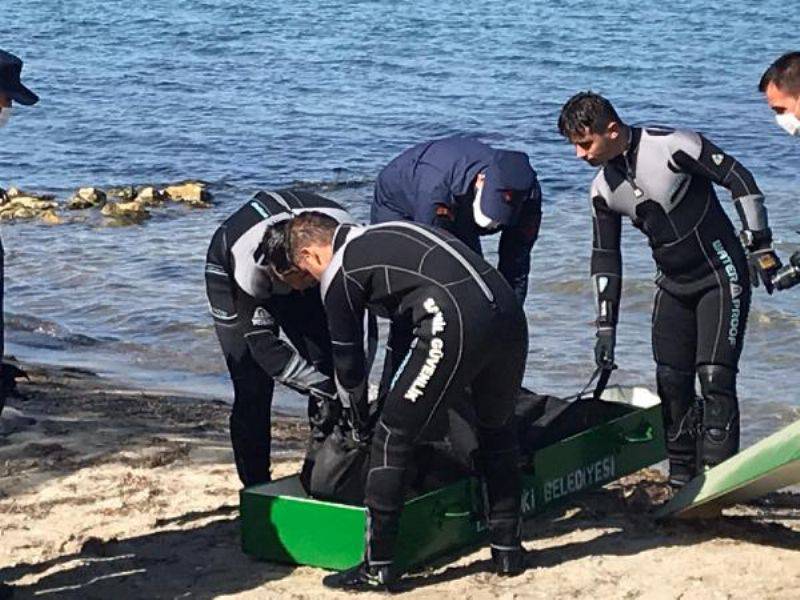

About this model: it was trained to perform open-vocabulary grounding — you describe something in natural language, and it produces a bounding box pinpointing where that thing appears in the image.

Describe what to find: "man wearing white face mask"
[759,52,800,136]
[371,136,542,304]
[0,50,38,415]
[0,48,37,600]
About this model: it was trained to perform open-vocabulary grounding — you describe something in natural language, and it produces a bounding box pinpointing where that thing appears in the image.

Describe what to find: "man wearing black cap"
[371,136,542,305]
[0,46,38,600]
[0,50,38,418]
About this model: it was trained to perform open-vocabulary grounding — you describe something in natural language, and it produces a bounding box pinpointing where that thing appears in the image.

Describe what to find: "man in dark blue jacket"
[0,50,38,415]
[371,136,542,304]
[0,49,38,600]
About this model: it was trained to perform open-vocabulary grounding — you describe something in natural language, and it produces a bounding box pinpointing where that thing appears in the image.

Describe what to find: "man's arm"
[497,185,543,304]
[323,269,370,434]
[668,130,782,290]
[241,300,335,399]
[408,169,460,232]
[590,187,623,369]
[377,312,414,401]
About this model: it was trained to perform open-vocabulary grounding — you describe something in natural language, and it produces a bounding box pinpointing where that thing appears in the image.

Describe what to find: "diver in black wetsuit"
[558,92,783,487]
[284,212,528,590]
[204,190,353,486]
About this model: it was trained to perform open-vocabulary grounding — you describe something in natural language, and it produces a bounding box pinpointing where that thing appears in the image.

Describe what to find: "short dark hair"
[557,91,621,139]
[759,52,800,94]
[258,220,293,275]
[286,211,339,264]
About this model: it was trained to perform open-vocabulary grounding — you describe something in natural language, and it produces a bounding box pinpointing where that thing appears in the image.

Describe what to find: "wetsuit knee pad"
[656,365,700,486]
[697,364,740,468]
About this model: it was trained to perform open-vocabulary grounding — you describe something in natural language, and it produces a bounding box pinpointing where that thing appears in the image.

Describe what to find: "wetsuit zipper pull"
[623,154,644,198]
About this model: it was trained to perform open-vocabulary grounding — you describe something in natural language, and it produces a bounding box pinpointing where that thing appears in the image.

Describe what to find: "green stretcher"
[656,418,800,520]
[240,386,666,571]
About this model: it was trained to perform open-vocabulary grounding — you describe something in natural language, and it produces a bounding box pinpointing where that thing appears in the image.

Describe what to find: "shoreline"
[1,361,798,599]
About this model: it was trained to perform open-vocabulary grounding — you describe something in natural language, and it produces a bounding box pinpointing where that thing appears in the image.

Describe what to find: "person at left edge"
[204,190,353,486]
[371,136,542,304]
[0,47,38,600]
[759,51,800,136]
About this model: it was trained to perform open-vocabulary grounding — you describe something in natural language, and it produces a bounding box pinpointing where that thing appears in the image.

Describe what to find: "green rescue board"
[241,386,666,571]
[656,418,800,520]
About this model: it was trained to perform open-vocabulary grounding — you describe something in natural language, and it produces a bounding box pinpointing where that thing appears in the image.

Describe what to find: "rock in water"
[101,200,150,224]
[67,187,107,209]
[4,188,55,202]
[106,185,137,202]
[162,181,213,207]
[40,210,63,225]
[134,186,167,207]
[10,196,59,211]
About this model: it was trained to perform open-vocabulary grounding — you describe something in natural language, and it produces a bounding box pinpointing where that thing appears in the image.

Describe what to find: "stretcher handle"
[617,423,654,444]
[442,510,473,519]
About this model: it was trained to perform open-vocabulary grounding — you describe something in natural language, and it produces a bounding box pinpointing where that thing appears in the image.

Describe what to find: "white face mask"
[0,106,12,128]
[472,177,500,230]
[775,111,800,136]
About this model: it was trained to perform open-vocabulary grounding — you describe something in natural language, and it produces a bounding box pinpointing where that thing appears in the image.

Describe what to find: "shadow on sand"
[393,487,800,593]
[0,506,295,600]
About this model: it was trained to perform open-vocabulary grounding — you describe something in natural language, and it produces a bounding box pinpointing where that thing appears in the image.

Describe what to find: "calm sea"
[1,0,798,445]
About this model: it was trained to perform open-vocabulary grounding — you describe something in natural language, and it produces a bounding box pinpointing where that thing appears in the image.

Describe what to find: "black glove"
[594,327,616,370]
[748,248,782,295]
[307,379,342,438]
[307,377,337,401]
[349,424,373,447]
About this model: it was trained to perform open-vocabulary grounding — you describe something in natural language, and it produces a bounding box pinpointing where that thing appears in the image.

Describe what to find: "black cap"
[0,50,39,106]
[480,150,537,225]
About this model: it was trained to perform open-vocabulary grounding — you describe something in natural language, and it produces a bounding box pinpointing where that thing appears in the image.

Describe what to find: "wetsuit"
[590,126,772,484]
[371,137,542,304]
[205,190,352,486]
[321,221,527,566]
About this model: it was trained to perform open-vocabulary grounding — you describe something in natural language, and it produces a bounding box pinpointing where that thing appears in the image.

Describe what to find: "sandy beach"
[0,362,798,600]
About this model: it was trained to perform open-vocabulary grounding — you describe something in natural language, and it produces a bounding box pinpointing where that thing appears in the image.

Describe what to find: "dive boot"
[491,545,526,576]
[322,561,397,592]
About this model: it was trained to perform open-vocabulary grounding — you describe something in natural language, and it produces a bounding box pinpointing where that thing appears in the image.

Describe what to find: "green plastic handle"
[443,510,472,519]
[619,424,654,444]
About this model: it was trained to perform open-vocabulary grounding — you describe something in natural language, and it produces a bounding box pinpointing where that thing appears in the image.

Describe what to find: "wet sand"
[1,363,798,599]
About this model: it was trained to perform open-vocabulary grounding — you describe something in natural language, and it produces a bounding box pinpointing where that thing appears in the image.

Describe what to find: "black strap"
[561,366,615,403]
[592,367,614,401]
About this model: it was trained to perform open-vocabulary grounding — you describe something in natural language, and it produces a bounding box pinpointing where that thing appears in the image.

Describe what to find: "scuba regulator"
[771,250,800,290]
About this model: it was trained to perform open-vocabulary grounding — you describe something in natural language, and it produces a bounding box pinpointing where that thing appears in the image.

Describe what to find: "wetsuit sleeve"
[497,184,543,304]
[590,181,622,328]
[412,173,457,231]
[668,130,770,236]
[324,269,371,431]
[241,301,330,393]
